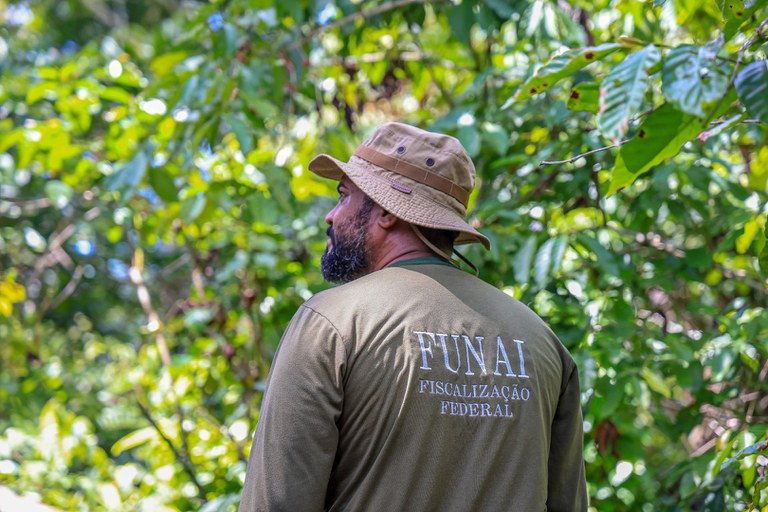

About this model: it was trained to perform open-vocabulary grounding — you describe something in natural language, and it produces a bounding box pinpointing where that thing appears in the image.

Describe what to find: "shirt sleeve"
[546,359,588,512]
[239,305,346,512]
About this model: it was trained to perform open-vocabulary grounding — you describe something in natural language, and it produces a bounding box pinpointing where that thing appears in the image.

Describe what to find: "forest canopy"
[1,0,767,510]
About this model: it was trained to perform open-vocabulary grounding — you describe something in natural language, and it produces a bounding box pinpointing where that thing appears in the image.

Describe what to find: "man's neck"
[373,248,437,271]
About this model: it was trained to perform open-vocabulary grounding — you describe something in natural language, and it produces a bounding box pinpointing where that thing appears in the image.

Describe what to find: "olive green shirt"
[240,260,587,511]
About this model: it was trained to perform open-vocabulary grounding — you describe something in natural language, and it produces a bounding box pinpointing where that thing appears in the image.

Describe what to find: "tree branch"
[129,250,172,367]
[540,140,628,166]
[136,399,208,502]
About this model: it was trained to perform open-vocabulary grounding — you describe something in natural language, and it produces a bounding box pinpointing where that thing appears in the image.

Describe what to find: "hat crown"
[360,122,476,202]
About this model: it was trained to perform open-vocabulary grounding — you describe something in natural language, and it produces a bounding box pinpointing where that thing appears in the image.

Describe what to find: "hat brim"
[308,154,490,249]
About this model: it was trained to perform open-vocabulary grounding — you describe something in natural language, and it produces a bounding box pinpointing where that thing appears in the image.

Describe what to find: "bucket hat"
[308,122,490,249]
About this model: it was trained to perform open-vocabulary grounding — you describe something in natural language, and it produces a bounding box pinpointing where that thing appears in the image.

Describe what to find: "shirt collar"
[387,256,456,269]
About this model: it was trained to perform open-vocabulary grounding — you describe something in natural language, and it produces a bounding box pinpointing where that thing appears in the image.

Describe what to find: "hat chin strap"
[410,225,479,276]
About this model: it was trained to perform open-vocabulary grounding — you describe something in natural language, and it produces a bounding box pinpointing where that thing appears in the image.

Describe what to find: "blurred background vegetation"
[1,0,767,510]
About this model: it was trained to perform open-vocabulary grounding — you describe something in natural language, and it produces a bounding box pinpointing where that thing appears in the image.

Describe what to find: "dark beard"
[320,197,374,284]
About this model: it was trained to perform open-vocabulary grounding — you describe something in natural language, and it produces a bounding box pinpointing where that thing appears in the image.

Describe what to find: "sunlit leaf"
[642,367,672,398]
[662,43,731,118]
[723,0,767,41]
[735,60,768,124]
[506,43,622,106]
[514,236,536,284]
[608,104,705,194]
[44,181,74,209]
[566,82,600,112]
[224,114,254,154]
[105,151,149,200]
[111,427,156,456]
[598,45,660,140]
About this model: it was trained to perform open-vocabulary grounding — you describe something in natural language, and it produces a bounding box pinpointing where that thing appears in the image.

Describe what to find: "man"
[240,123,587,511]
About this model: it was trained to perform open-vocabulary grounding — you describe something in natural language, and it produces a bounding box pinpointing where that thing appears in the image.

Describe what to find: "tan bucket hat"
[308,122,490,249]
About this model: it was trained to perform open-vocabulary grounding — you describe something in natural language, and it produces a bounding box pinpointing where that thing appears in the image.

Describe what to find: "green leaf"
[181,193,207,223]
[598,45,661,140]
[723,0,767,42]
[484,0,516,19]
[514,236,536,284]
[150,51,189,77]
[642,367,672,398]
[759,221,768,276]
[26,81,57,104]
[148,168,178,203]
[224,114,254,154]
[481,123,509,155]
[101,87,133,104]
[566,82,600,112]
[105,151,149,200]
[111,427,156,456]
[735,60,768,124]
[721,438,768,470]
[534,237,554,287]
[506,43,622,105]
[44,181,74,209]
[696,113,746,142]
[448,1,475,45]
[457,125,481,157]
[532,236,567,287]
[608,104,705,194]
[662,43,731,118]
[576,233,619,276]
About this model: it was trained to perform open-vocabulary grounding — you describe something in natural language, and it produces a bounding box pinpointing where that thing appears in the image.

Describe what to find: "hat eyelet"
[396,146,406,154]
[425,157,435,167]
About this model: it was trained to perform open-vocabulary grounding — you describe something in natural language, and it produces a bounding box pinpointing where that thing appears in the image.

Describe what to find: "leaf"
[105,151,149,200]
[505,43,622,106]
[608,104,705,194]
[457,125,481,157]
[567,82,600,112]
[662,43,731,119]
[101,87,133,104]
[484,0,516,18]
[532,236,568,287]
[576,233,619,276]
[111,427,156,456]
[759,221,768,276]
[26,81,57,104]
[481,123,509,155]
[44,181,74,209]
[723,0,767,42]
[697,113,746,142]
[448,1,475,45]
[721,438,768,470]
[224,114,254,154]
[534,238,554,287]
[735,60,768,124]
[598,45,661,140]
[181,193,207,223]
[148,168,178,202]
[150,51,189,76]
[736,218,761,253]
[514,236,536,284]
[642,367,672,398]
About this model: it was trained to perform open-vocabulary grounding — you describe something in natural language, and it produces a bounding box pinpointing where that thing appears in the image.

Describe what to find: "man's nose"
[324,204,338,225]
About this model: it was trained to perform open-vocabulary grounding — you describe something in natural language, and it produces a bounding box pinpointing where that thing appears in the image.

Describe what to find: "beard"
[320,197,374,284]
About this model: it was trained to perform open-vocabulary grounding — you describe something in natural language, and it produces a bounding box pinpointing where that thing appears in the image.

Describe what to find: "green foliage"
[1,0,767,510]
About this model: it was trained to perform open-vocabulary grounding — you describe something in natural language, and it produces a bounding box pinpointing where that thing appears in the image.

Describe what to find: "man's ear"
[374,206,398,230]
